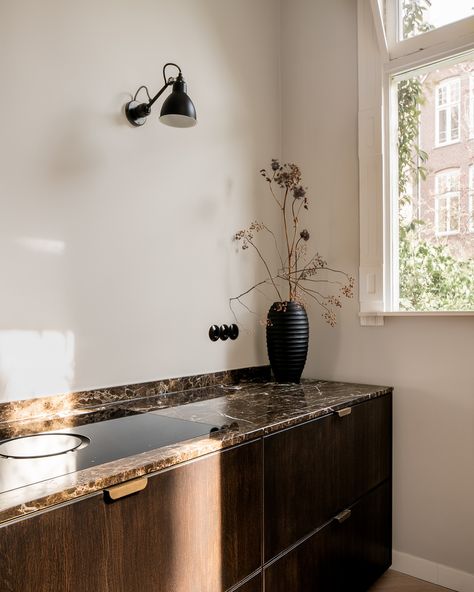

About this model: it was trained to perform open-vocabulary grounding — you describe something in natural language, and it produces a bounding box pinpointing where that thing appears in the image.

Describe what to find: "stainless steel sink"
[0,433,90,459]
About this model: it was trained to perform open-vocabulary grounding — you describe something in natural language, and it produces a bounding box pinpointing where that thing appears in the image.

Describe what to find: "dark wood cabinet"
[233,573,262,592]
[334,480,392,591]
[264,480,391,592]
[264,519,335,591]
[0,391,392,592]
[264,394,392,559]
[0,440,262,592]
[264,409,337,560]
[335,394,392,510]
[0,491,109,592]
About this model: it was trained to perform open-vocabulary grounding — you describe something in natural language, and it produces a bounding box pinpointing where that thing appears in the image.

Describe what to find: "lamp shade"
[159,75,197,128]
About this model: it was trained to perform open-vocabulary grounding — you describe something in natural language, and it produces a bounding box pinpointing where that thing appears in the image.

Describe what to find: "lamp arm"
[128,80,172,121]
[143,62,182,108]
[162,62,182,83]
[147,80,172,109]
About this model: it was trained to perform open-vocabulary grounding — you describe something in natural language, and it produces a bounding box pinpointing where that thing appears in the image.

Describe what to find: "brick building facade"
[414,59,474,260]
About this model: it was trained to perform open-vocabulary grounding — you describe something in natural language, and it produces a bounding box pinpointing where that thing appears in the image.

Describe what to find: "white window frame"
[385,1,474,62]
[358,0,474,325]
[435,77,461,147]
[434,169,461,236]
[469,165,474,233]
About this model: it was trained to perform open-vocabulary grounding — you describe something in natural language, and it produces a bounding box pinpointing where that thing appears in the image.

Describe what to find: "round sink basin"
[0,433,90,459]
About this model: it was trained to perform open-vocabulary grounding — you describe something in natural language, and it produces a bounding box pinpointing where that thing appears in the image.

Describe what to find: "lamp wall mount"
[125,62,197,129]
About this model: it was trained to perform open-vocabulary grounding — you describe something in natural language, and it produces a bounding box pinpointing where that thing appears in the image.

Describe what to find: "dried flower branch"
[232,160,354,324]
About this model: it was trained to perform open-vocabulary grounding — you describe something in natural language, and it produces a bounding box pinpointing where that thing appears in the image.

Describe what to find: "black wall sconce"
[125,62,197,128]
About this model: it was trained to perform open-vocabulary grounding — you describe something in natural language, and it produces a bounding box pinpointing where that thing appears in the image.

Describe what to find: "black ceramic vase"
[266,301,309,384]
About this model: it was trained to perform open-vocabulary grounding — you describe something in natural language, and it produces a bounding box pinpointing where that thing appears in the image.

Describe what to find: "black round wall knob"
[228,324,239,340]
[209,325,220,342]
[219,325,229,340]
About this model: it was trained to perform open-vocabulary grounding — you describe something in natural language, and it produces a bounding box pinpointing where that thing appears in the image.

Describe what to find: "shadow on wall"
[0,0,280,404]
[184,0,282,343]
[43,110,105,185]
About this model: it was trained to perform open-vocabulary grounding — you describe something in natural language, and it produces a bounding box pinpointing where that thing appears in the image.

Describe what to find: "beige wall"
[0,0,281,401]
[281,0,474,577]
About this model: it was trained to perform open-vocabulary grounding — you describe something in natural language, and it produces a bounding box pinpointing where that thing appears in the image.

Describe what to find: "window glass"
[400,0,474,41]
[470,75,474,138]
[438,109,447,144]
[437,85,446,106]
[393,53,474,311]
[451,107,459,140]
[435,78,460,146]
[435,171,460,235]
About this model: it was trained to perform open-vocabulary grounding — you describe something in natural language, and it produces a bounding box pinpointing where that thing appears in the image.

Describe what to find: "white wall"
[281,0,474,579]
[2,0,473,582]
[0,0,281,401]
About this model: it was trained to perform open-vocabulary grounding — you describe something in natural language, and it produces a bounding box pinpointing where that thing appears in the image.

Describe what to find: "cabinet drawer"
[0,440,262,592]
[264,394,391,559]
[264,480,392,592]
[333,479,392,591]
[264,514,335,591]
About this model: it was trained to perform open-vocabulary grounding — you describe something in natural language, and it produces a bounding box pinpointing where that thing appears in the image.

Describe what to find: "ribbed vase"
[266,301,309,384]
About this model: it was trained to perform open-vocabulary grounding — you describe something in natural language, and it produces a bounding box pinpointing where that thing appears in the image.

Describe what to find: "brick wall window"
[435,78,460,147]
[434,169,461,236]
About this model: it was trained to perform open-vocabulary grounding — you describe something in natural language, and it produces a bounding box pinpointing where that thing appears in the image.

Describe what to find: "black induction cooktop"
[0,413,219,494]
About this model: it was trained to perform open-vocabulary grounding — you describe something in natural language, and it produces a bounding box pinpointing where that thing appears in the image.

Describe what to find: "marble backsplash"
[0,366,271,429]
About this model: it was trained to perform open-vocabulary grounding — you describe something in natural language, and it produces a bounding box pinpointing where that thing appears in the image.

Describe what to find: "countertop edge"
[0,383,393,526]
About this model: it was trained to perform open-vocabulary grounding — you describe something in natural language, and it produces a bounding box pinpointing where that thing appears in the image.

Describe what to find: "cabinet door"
[334,480,392,591]
[0,440,262,592]
[335,394,392,511]
[234,573,262,592]
[264,394,391,559]
[264,480,391,592]
[264,409,338,560]
[264,521,336,591]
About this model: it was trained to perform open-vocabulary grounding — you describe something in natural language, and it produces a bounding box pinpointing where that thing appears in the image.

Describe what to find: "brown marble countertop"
[0,379,392,526]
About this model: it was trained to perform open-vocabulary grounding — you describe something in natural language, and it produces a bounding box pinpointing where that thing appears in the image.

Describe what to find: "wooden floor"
[369,570,454,591]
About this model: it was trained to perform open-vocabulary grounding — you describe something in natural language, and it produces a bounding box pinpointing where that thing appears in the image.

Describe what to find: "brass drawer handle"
[336,407,352,418]
[335,509,352,523]
[104,477,148,501]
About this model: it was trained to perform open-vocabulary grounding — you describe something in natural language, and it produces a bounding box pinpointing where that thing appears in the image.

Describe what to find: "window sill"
[434,139,461,149]
[435,231,460,237]
[359,310,474,326]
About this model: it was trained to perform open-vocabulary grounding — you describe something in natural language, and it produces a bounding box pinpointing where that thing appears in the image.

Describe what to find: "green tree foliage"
[399,239,474,311]
[398,0,474,311]
[401,0,433,38]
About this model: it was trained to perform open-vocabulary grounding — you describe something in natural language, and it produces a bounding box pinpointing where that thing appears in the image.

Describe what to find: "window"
[390,54,473,312]
[435,78,460,146]
[434,170,460,236]
[470,74,474,139]
[358,0,474,321]
[395,0,474,41]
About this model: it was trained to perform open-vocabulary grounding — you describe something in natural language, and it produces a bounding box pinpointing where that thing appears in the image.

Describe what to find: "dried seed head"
[293,185,306,199]
[300,229,310,241]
